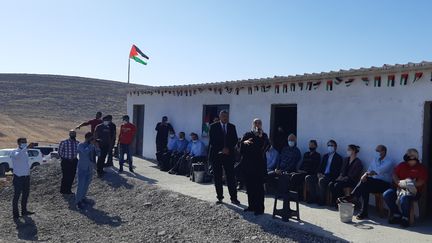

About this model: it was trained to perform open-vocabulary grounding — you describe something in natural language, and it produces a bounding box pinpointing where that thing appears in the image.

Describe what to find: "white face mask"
[327,146,335,153]
[170,134,175,138]
[376,152,382,159]
[19,143,27,149]
[103,121,109,126]
[192,140,197,143]
[347,150,353,156]
[288,141,295,147]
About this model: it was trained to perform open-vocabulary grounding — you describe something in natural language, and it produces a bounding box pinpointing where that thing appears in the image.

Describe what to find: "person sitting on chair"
[383,148,428,228]
[169,133,206,175]
[305,139,343,205]
[340,145,393,219]
[329,144,363,207]
[266,144,279,173]
[159,131,178,171]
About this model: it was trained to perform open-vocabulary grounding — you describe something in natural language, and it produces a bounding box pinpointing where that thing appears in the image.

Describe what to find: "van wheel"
[30,162,40,169]
[0,163,7,176]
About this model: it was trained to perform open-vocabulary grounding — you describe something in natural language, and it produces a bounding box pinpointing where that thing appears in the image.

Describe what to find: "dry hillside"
[0,74,147,147]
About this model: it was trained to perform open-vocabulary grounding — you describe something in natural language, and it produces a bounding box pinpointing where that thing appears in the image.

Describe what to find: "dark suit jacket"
[318,152,343,180]
[208,122,238,162]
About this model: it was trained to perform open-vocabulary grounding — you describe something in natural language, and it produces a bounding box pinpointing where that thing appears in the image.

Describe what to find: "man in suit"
[208,110,240,205]
[305,139,343,205]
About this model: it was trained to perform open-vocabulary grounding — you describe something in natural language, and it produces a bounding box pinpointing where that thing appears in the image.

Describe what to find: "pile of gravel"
[0,163,342,242]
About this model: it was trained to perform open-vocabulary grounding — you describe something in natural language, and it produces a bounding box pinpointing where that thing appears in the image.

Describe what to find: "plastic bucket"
[338,202,354,223]
[194,171,206,183]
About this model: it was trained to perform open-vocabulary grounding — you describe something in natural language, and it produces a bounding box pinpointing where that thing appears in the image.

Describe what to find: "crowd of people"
[8,110,429,229]
[155,110,429,227]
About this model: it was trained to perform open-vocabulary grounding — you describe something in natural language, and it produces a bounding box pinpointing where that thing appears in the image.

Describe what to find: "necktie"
[223,124,227,134]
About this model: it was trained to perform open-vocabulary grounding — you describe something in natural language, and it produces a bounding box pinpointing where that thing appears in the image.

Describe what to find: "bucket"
[194,171,206,183]
[338,202,354,223]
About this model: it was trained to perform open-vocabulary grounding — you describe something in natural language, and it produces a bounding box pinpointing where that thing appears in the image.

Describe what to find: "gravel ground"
[0,163,343,243]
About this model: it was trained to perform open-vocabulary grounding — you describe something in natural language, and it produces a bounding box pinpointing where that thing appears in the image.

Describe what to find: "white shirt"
[10,146,30,176]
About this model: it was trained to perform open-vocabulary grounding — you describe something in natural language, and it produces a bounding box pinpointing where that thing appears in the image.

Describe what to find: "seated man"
[305,139,343,205]
[169,133,206,176]
[289,140,321,200]
[384,149,428,227]
[267,134,301,193]
[266,144,279,173]
[168,132,189,170]
[340,145,393,219]
[159,131,178,171]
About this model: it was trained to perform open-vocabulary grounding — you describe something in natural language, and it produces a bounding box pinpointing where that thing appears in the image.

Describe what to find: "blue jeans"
[119,144,133,168]
[383,188,419,218]
[75,168,92,204]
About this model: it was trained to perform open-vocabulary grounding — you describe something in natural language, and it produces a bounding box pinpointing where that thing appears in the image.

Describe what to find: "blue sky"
[1,0,431,86]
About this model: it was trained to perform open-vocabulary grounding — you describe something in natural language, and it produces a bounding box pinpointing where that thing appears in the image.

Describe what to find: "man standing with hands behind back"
[208,110,240,205]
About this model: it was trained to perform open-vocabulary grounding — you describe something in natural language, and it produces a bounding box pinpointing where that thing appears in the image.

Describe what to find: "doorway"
[201,104,229,137]
[270,104,297,149]
[422,101,432,218]
[133,105,145,157]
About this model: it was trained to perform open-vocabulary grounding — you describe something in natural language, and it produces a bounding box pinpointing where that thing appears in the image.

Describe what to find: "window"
[202,104,229,137]
[27,150,39,157]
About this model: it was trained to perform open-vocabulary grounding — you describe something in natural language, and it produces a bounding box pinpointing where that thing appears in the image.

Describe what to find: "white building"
[127,61,432,217]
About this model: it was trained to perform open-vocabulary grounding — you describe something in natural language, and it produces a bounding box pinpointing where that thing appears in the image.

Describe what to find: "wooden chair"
[373,193,387,218]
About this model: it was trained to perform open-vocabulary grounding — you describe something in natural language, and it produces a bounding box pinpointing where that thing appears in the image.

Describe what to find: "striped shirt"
[59,139,79,159]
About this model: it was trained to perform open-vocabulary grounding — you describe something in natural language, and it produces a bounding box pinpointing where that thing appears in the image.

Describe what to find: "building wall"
[127,70,432,170]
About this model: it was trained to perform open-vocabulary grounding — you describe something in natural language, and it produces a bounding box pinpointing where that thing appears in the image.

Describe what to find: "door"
[133,105,145,157]
[270,104,297,149]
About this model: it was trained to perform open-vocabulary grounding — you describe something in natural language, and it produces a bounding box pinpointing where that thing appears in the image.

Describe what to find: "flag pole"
[127,57,131,84]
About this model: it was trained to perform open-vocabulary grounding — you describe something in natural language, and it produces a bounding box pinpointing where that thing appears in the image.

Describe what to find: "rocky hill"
[0,74,147,147]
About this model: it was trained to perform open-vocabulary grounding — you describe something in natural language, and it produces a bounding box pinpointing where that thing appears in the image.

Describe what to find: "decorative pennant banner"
[254,86,259,91]
[413,72,423,82]
[274,84,280,94]
[218,88,222,95]
[298,82,304,91]
[290,83,296,92]
[261,85,271,92]
[225,87,233,94]
[313,81,321,90]
[345,78,355,87]
[334,77,343,85]
[306,82,312,90]
[374,76,381,87]
[282,84,288,93]
[387,75,395,87]
[248,86,253,94]
[361,77,369,86]
[400,73,409,85]
[326,80,333,91]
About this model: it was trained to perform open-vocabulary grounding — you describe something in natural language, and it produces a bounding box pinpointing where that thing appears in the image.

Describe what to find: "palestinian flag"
[413,72,423,82]
[361,77,369,86]
[313,81,321,90]
[345,78,355,87]
[290,83,296,92]
[374,76,381,87]
[129,45,149,65]
[387,75,395,87]
[400,73,409,85]
[334,77,343,85]
[326,80,333,91]
[306,82,312,90]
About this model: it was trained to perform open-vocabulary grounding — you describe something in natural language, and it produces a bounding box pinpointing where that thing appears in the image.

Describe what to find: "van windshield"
[0,151,12,157]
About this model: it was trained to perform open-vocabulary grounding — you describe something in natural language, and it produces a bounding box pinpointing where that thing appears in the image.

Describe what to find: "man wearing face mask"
[58,130,80,194]
[267,134,301,194]
[305,139,343,205]
[340,145,393,219]
[94,116,114,177]
[167,132,189,172]
[383,149,428,227]
[169,133,206,175]
[159,131,178,171]
[118,115,137,173]
[10,138,36,219]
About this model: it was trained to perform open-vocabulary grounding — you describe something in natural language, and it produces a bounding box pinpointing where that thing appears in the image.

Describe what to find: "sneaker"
[243,207,253,212]
[76,202,85,210]
[119,167,124,173]
[355,212,368,220]
[216,198,224,204]
[388,215,402,224]
[254,211,264,216]
[129,167,134,173]
[400,217,410,228]
[21,211,35,216]
[231,199,241,205]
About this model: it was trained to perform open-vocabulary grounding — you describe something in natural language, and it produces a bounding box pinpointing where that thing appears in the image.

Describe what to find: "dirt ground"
[0,163,338,243]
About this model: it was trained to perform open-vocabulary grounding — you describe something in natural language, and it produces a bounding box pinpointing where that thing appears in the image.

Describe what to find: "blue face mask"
[288,141,295,147]
[19,143,27,149]
[327,146,335,153]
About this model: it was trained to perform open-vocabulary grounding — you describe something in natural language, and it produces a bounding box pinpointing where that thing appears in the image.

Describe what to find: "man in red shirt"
[76,112,103,134]
[383,148,428,227]
[118,115,137,172]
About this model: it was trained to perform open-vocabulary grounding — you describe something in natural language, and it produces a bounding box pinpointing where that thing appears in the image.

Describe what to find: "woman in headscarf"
[240,118,270,215]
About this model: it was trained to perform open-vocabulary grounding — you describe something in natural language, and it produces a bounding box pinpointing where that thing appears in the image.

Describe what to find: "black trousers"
[329,179,356,204]
[106,144,114,165]
[60,158,78,193]
[97,144,110,175]
[213,155,238,201]
[304,174,334,204]
[351,177,391,215]
[156,142,167,161]
[245,173,265,213]
[13,175,30,217]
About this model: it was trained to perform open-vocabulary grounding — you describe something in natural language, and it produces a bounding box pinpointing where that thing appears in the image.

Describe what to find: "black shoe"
[13,214,20,219]
[119,168,124,173]
[243,207,253,212]
[216,198,223,204]
[129,167,134,173]
[168,170,176,175]
[22,211,35,216]
[388,215,402,224]
[356,212,368,220]
[400,217,410,228]
[254,211,264,216]
[231,199,241,205]
[77,202,85,210]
